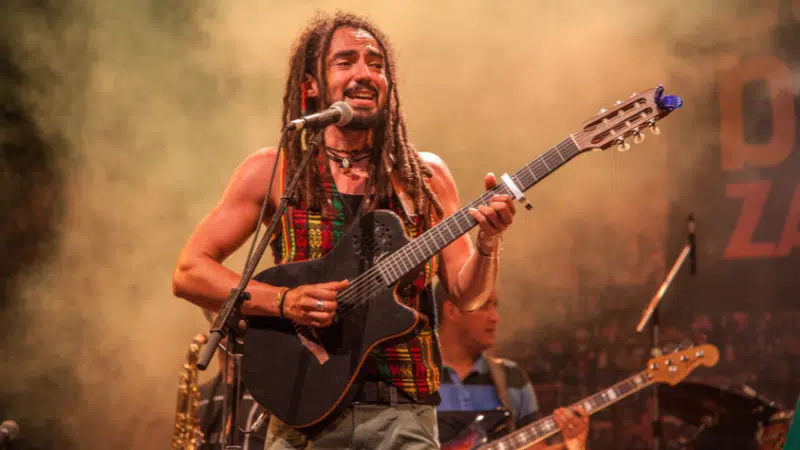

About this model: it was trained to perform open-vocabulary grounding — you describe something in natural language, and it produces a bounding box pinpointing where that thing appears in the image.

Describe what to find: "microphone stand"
[195,126,321,450]
[635,214,695,450]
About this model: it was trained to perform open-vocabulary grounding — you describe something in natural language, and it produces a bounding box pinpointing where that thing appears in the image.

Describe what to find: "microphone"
[0,420,19,448]
[688,214,696,275]
[285,101,353,131]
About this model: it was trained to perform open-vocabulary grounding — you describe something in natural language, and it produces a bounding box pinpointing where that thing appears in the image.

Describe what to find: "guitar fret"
[554,144,565,162]
[437,223,453,248]
[376,263,393,285]
[405,242,418,265]
[420,234,433,256]
[447,218,464,235]
[399,250,412,273]
[445,224,458,243]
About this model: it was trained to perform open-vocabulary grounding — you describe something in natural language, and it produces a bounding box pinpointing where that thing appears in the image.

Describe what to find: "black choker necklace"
[322,146,371,169]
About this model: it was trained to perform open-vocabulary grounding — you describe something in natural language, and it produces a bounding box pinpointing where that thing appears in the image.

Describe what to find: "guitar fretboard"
[480,371,654,450]
[338,136,582,303]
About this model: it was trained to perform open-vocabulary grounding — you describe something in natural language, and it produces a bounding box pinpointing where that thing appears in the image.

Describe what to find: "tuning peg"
[647,119,661,135]
[615,100,623,105]
[616,138,630,152]
[599,108,607,114]
[650,347,663,357]
[633,129,645,144]
[630,92,638,98]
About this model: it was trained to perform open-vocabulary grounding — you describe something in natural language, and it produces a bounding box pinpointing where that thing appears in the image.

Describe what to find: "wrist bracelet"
[276,287,290,319]
[477,245,495,257]
[477,230,501,257]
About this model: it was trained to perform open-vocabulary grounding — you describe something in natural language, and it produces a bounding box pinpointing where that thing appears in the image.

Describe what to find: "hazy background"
[1,0,796,449]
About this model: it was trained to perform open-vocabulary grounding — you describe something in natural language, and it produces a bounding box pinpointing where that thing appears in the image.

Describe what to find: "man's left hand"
[468,172,516,253]
[554,407,589,450]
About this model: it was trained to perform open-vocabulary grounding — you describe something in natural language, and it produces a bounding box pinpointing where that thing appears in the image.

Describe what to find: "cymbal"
[658,382,779,430]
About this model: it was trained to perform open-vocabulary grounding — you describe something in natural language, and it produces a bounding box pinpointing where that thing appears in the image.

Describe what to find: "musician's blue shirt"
[437,354,539,425]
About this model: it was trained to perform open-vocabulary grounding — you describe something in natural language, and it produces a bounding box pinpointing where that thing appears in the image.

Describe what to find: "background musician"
[436,282,590,450]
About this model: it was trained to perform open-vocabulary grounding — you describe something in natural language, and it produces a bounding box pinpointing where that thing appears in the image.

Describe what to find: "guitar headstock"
[573,85,683,153]
[646,343,719,386]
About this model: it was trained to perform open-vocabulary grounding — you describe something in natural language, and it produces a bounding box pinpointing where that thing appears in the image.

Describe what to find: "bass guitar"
[241,86,684,428]
[441,343,719,450]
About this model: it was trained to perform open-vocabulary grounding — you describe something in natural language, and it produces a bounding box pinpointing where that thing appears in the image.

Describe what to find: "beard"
[338,83,385,130]
[343,107,385,130]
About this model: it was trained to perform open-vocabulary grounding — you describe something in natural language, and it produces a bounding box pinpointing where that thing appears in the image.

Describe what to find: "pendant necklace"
[323,145,372,169]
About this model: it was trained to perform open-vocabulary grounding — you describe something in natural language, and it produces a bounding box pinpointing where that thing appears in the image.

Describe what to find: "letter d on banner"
[719,55,795,172]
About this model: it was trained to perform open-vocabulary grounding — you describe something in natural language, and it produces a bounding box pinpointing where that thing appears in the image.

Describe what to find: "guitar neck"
[480,371,655,450]
[376,136,582,285]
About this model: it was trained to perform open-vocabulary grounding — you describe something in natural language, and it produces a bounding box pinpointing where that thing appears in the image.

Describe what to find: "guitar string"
[327,139,575,313]
[483,371,655,449]
[292,139,578,334]
[330,139,576,312]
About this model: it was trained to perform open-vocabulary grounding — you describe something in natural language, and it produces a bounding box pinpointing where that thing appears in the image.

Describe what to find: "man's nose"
[489,307,500,323]
[353,60,371,80]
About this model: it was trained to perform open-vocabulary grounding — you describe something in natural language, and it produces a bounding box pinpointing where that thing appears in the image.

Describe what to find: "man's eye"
[336,61,351,67]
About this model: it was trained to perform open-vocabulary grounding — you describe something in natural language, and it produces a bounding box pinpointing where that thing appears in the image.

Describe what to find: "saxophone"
[171,333,208,450]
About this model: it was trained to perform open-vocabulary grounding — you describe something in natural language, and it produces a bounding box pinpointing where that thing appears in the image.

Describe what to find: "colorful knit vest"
[270,154,441,401]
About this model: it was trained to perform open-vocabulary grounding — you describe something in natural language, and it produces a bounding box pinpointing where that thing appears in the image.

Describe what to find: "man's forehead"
[329,27,383,55]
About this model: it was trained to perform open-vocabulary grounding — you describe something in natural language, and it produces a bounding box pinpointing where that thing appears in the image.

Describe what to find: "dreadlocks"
[280,11,443,225]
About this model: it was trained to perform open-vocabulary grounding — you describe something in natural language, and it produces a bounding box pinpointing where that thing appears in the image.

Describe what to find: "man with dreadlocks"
[173,11,517,450]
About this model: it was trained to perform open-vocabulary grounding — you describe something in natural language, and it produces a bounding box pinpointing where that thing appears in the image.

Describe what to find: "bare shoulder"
[418,151,451,177]
[418,151,458,197]
[222,147,281,204]
[238,147,279,177]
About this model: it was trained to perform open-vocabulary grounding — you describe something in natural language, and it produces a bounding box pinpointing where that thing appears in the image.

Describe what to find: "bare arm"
[420,152,516,311]
[171,148,346,326]
[172,148,283,316]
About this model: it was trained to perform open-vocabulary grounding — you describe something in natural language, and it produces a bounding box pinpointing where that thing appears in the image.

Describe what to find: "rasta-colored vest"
[269,153,442,401]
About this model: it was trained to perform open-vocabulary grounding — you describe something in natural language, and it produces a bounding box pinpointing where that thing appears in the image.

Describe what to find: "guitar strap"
[486,356,517,432]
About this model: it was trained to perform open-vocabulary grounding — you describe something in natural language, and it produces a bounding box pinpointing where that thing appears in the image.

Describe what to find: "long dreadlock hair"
[280,11,443,225]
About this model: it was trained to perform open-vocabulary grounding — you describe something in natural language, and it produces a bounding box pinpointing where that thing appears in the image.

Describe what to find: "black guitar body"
[241,210,422,428]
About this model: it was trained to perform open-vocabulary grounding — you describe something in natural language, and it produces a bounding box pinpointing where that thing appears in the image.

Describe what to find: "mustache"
[343,84,378,98]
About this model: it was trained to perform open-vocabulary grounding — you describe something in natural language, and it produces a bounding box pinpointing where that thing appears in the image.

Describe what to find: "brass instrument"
[171,333,208,450]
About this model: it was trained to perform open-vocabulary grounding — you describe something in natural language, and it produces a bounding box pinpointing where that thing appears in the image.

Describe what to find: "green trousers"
[263,403,440,450]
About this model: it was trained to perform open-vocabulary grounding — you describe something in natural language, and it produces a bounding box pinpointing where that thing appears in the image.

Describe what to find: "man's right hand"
[281,280,349,327]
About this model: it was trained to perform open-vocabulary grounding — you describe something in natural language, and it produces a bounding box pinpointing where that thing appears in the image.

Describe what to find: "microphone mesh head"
[331,101,354,126]
[1,420,19,439]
